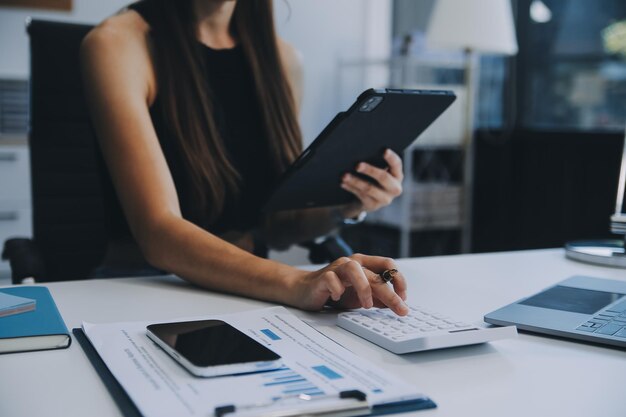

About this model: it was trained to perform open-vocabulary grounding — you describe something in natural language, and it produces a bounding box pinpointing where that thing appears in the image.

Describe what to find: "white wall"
[0,1,129,79]
[275,0,392,142]
[0,0,391,142]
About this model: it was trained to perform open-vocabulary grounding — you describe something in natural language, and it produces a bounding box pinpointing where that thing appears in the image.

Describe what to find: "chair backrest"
[28,19,130,281]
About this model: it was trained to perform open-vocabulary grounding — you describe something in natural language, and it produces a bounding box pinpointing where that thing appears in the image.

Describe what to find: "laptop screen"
[520,285,624,314]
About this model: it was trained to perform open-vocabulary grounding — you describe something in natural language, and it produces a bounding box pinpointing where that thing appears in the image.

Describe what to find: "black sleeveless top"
[128,1,277,236]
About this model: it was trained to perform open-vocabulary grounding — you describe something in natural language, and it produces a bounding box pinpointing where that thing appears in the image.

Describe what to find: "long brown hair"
[146,0,302,222]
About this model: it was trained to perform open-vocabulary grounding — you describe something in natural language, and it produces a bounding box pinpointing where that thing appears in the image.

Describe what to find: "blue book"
[0,286,71,354]
[0,291,36,318]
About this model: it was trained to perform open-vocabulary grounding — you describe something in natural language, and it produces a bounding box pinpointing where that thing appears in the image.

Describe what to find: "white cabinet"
[366,146,465,257]
[0,138,32,272]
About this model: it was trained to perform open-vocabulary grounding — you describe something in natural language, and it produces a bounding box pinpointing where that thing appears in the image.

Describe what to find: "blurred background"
[1,0,625,273]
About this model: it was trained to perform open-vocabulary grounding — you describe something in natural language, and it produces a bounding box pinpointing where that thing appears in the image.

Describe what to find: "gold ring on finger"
[378,269,397,284]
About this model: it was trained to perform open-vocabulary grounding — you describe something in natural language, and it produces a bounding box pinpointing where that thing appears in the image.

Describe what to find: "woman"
[81,0,409,315]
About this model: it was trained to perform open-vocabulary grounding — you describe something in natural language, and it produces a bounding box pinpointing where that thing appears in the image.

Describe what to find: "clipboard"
[74,327,436,417]
[74,329,143,417]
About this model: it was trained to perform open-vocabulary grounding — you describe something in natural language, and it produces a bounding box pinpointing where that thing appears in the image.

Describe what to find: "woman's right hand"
[293,254,409,316]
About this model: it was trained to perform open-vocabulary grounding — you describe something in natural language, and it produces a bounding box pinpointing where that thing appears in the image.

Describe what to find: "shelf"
[335,59,471,257]
[341,224,462,258]
[367,183,462,232]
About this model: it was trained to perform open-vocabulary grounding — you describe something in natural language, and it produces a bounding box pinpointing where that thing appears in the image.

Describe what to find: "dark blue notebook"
[0,286,71,354]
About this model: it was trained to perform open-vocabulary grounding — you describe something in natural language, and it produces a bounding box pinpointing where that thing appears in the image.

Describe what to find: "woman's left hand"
[340,148,404,212]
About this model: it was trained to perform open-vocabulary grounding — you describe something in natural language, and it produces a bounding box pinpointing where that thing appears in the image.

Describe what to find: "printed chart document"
[81,306,434,417]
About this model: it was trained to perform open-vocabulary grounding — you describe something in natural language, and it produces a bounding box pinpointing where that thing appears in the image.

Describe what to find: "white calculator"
[337,306,517,354]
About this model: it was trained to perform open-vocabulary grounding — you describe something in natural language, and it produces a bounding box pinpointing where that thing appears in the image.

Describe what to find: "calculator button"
[595,324,623,336]
[614,328,626,338]
[576,325,597,332]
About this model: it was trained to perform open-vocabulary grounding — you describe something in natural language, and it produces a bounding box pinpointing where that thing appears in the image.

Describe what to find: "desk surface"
[1,248,625,417]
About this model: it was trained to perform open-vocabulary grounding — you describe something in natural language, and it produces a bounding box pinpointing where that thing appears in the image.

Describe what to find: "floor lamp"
[426,0,518,252]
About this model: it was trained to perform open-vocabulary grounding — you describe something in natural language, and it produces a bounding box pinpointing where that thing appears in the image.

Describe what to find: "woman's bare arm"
[80,14,408,315]
[81,15,303,303]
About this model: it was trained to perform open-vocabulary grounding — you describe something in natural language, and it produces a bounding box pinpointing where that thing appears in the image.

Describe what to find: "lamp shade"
[426,0,518,55]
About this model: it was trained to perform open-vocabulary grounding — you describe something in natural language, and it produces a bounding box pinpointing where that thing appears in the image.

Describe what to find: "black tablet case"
[264,88,456,212]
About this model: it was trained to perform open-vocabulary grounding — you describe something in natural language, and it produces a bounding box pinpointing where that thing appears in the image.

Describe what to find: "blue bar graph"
[312,365,343,380]
[260,368,324,396]
[260,329,281,340]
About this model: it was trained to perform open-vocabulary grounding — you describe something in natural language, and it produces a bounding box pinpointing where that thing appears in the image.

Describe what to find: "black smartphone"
[146,319,282,377]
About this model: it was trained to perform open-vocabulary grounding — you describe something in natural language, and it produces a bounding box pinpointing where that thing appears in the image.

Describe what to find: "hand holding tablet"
[264,88,456,212]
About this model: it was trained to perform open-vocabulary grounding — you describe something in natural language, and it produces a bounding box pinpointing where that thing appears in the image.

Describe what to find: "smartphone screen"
[147,320,280,367]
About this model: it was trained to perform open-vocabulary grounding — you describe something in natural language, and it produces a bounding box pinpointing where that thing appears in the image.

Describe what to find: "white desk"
[1,248,625,417]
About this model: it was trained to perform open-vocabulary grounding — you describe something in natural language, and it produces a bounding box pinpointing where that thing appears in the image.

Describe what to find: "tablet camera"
[359,96,383,112]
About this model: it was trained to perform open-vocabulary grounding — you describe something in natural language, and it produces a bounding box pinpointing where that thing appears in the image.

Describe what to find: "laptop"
[484,275,626,348]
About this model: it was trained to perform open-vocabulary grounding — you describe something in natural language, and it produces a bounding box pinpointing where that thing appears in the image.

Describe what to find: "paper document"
[0,291,36,318]
[82,307,430,417]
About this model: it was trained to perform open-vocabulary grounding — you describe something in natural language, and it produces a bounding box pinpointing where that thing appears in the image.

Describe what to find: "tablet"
[263,88,456,212]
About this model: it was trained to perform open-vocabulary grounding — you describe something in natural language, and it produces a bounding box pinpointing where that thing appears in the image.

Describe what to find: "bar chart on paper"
[261,367,325,398]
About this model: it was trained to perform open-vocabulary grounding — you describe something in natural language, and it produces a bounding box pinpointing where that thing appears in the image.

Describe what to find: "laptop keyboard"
[576,299,626,337]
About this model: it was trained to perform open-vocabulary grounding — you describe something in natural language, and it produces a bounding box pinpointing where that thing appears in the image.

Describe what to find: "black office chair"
[1,20,117,284]
[2,19,351,284]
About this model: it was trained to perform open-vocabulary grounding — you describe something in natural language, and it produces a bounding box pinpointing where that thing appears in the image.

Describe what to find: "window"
[0,79,28,136]
[516,0,626,131]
